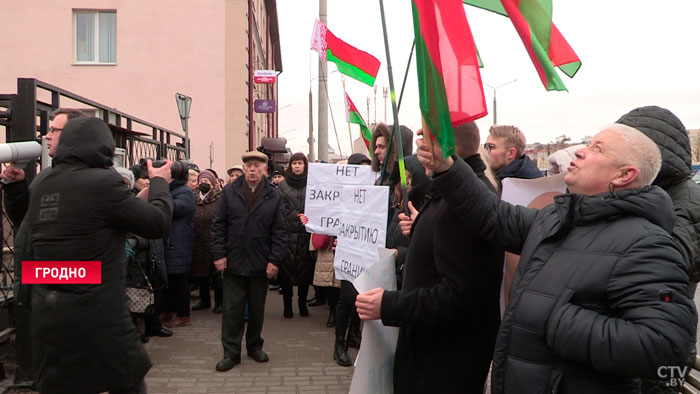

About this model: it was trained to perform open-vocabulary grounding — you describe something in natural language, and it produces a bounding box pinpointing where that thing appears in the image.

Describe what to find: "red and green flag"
[412,0,487,158]
[344,91,372,154]
[311,20,381,87]
[464,0,581,91]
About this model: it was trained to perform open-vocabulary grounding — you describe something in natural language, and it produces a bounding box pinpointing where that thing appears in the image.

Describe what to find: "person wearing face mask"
[190,170,224,314]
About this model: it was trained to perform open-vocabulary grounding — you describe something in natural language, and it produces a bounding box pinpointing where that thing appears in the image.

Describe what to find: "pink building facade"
[0,0,282,176]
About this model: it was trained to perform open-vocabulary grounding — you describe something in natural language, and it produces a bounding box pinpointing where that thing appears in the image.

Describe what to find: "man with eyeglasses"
[483,125,542,192]
[1,108,88,227]
[211,150,287,372]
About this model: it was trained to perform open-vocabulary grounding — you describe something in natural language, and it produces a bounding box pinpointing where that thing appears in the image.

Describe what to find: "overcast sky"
[276,1,700,156]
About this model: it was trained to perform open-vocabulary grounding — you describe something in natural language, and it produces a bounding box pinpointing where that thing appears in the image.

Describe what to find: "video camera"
[137,158,193,181]
[0,141,42,164]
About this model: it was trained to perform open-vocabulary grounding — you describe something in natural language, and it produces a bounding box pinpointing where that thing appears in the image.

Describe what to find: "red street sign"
[254,70,277,84]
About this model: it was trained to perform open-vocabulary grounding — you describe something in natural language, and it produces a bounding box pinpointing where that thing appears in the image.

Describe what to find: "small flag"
[464,0,581,91]
[344,91,372,154]
[311,19,381,87]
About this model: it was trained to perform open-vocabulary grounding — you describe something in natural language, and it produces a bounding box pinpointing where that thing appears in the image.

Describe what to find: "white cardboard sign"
[304,163,377,236]
[333,185,388,281]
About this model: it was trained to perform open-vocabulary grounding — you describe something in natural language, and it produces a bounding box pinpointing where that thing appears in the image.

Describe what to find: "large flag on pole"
[344,91,372,153]
[412,0,487,158]
[311,19,381,87]
[464,0,581,91]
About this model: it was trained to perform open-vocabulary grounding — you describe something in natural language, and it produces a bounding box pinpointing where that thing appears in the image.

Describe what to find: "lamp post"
[308,70,338,163]
[484,79,518,125]
[175,93,192,159]
[383,87,388,123]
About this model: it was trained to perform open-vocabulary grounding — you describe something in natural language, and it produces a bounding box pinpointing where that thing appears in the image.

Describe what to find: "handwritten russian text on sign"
[334,185,388,281]
[304,163,377,236]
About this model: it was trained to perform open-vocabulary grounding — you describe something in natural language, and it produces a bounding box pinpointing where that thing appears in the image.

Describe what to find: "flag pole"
[397,39,415,112]
[342,77,354,155]
[377,0,407,192]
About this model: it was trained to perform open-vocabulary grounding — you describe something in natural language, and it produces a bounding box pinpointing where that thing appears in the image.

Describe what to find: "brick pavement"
[5,289,357,394]
[146,289,356,394]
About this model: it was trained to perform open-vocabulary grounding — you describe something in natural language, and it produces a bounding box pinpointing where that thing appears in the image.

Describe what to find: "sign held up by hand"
[304,163,377,236]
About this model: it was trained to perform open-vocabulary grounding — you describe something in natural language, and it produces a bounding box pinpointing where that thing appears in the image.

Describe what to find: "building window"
[74,11,116,64]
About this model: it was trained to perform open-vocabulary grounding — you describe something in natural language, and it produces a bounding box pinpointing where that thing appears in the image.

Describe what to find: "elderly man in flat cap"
[211,150,287,372]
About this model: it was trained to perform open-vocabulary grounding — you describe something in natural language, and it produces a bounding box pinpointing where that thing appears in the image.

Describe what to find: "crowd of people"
[3,104,700,394]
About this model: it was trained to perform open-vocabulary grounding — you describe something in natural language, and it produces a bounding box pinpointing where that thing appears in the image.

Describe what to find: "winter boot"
[333,337,352,367]
[326,306,336,327]
[283,297,293,318]
[298,298,309,317]
[346,313,362,349]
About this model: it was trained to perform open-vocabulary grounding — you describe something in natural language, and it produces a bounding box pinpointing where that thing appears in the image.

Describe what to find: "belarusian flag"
[311,19,381,87]
[344,91,372,153]
[464,0,581,91]
[412,0,487,158]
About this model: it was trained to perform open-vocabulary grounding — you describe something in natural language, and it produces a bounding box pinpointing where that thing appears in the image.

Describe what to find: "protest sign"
[304,163,377,236]
[349,248,399,394]
[334,184,388,281]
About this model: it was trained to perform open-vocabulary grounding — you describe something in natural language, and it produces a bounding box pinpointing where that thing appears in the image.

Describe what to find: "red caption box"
[22,261,102,284]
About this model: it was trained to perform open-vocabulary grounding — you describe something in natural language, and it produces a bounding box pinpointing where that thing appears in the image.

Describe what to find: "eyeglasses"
[47,127,63,134]
[483,143,497,152]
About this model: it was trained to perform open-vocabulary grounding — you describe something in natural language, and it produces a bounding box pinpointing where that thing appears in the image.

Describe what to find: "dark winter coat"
[211,177,287,276]
[25,117,173,394]
[190,187,222,278]
[278,180,314,285]
[617,106,700,284]
[385,155,428,289]
[381,154,503,394]
[162,181,195,275]
[433,157,697,394]
[497,154,542,181]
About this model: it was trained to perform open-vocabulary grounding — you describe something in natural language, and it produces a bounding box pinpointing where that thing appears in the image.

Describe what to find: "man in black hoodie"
[356,122,504,393]
[369,123,414,184]
[24,117,173,394]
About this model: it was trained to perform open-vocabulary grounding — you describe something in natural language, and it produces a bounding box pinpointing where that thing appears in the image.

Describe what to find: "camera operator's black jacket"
[211,176,287,276]
[23,117,173,394]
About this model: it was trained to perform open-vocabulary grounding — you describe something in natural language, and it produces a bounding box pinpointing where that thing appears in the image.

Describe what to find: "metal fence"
[0,78,188,383]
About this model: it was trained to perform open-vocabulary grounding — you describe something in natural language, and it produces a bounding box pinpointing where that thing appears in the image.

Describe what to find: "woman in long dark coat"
[190,169,223,313]
[277,152,314,318]
[25,117,172,394]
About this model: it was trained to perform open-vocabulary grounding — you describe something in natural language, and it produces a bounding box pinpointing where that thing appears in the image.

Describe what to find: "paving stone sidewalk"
[5,289,357,394]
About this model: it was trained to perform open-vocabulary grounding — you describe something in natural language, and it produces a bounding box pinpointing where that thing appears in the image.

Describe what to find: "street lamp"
[484,79,518,125]
[175,93,192,159]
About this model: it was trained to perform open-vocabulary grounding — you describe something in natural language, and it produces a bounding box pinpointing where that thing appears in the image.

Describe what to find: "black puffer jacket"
[433,157,696,394]
[278,180,314,285]
[617,105,700,284]
[211,177,287,276]
[497,154,542,181]
[26,117,173,394]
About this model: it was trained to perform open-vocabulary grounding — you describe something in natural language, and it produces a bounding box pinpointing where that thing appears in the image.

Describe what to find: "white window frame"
[73,10,117,65]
